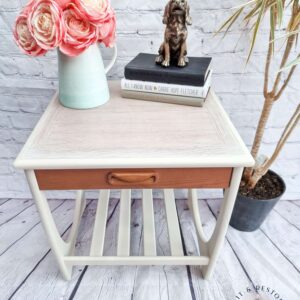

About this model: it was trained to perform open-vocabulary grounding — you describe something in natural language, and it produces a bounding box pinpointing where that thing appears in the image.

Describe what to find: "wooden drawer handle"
[107,172,158,185]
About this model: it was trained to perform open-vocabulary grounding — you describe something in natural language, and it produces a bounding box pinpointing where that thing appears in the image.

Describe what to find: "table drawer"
[35,168,233,190]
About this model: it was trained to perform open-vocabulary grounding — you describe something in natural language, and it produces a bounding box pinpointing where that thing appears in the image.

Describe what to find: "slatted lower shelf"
[67,189,209,267]
[64,256,210,266]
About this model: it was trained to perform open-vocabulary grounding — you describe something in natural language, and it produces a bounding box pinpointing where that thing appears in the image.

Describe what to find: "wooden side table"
[14,81,254,280]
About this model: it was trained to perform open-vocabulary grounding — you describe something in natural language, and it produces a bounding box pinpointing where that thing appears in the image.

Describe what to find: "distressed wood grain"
[0,199,77,299]
[177,199,254,300]
[0,199,62,256]
[0,199,10,206]
[260,209,300,272]
[11,199,119,300]
[0,199,33,226]
[1,198,299,300]
[274,200,300,230]
[70,196,138,299]
[208,199,300,300]
[14,82,254,170]
[131,198,193,300]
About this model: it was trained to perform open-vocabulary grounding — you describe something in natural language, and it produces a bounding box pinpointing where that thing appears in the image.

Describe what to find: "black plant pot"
[230,170,286,232]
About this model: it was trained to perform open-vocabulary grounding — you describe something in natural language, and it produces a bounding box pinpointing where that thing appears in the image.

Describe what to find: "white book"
[121,89,208,107]
[121,71,212,98]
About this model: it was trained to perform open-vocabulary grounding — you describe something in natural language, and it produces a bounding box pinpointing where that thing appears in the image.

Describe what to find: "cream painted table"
[14,81,254,280]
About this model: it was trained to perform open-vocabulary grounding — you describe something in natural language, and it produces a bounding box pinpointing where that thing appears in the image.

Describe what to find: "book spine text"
[121,78,211,98]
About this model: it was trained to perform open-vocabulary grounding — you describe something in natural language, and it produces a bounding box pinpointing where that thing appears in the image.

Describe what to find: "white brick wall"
[0,0,299,200]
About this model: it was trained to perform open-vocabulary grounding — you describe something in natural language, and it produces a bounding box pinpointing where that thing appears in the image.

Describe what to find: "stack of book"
[121,53,212,107]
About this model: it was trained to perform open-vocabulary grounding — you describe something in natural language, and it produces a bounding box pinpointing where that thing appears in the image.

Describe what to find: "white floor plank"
[11,199,120,300]
[208,199,300,300]
[131,199,193,300]
[70,199,138,300]
[261,208,300,271]
[0,199,62,255]
[0,200,76,299]
[177,199,253,300]
[274,200,300,229]
[0,199,10,206]
[291,200,300,206]
[1,197,299,300]
[0,199,33,226]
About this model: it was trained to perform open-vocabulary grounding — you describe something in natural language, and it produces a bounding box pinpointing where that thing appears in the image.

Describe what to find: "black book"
[124,53,212,87]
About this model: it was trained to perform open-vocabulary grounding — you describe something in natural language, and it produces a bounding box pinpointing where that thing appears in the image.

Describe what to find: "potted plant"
[217,0,300,231]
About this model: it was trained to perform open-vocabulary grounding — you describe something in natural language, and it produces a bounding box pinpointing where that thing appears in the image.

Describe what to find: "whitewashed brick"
[40,59,58,79]
[10,129,31,144]
[0,57,19,75]
[10,114,40,130]
[0,129,11,142]
[1,94,19,112]
[0,0,20,11]
[0,144,12,158]
[0,159,12,175]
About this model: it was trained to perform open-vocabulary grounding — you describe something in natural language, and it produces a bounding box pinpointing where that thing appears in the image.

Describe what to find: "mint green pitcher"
[58,43,117,109]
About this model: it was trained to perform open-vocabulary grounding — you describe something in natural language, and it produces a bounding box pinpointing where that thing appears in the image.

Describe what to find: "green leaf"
[272,29,300,42]
[247,0,268,63]
[215,8,243,36]
[276,0,284,25]
[281,56,300,70]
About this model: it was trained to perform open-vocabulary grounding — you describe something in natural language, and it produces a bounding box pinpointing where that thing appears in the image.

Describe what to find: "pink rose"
[14,14,47,56]
[60,3,98,56]
[27,0,64,50]
[98,12,116,47]
[74,0,112,24]
[21,0,35,14]
[56,0,72,9]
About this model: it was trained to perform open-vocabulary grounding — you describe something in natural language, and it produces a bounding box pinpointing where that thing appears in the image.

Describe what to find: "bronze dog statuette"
[156,0,192,68]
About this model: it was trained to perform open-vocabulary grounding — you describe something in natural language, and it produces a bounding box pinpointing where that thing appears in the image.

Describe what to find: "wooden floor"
[0,196,299,300]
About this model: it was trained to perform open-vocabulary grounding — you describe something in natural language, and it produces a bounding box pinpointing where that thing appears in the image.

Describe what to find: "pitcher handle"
[104,45,117,74]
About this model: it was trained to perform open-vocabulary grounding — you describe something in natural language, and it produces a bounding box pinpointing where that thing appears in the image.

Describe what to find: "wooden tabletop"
[14,81,254,170]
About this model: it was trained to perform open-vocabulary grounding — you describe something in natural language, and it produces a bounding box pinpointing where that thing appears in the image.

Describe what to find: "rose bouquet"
[14,0,116,57]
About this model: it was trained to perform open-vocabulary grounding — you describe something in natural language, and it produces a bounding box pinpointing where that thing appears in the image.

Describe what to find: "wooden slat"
[163,189,184,256]
[72,199,144,299]
[142,189,156,256]
[34,168,233,190]
[117,189,131,256]
[3,198,300,299]
[64,256,209,266]
[131,198,193,300]
[90,190,110,256]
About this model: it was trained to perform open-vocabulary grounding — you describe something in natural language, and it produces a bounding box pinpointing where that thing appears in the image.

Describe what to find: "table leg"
[25,167,241,281]
[25,170,86,280]
[204,167,243,279]
[188,167,243,280]
[188,189,209,258]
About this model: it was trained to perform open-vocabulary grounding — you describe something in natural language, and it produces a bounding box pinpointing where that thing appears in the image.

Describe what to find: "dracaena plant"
[217,0,300,190]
